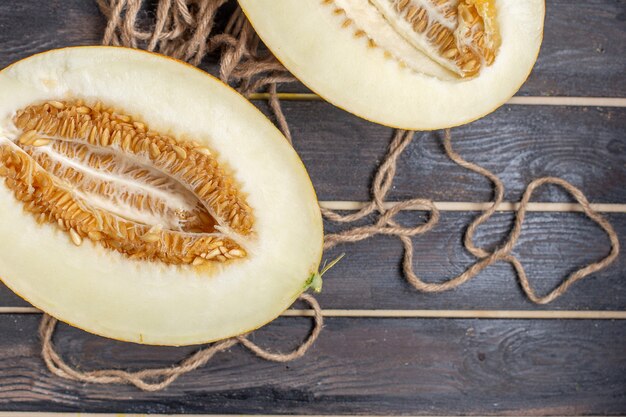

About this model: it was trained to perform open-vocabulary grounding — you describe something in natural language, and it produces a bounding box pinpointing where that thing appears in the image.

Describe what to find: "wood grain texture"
[0,1,625,98]
[526,0,626,97]
[0,0,105,66]
[1,212,624,311]
[320,211,626,311]
[0,315,625,414]
[0,0,625,414]
[269,102,626,204]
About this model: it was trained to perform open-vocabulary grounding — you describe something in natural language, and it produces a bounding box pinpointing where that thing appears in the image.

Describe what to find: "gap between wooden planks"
[258,92,626,214]
[249,93,626,107]
[320,201,626,213]
[2,199,622,319]
[1,306,624,319]
[258,94,626,214]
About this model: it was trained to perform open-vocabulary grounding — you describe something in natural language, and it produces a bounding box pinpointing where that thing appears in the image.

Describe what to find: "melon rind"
[238,0,545,130]
[0,47,323,346]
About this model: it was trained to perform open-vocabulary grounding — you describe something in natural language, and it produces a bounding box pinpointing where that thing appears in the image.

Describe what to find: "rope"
[40,294,322,391]
[34,0,620,391]
[324,129,619,303]
[38,0,314,390]
[96,0,294,140]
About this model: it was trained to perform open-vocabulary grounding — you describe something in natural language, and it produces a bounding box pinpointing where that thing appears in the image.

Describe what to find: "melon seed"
[0,100,254,266]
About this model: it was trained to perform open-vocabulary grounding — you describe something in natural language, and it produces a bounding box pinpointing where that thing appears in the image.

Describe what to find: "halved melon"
[238,0,545,129]
[0,46,323,346]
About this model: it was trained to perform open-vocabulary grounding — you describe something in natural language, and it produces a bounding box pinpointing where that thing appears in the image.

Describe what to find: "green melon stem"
[306,253,345,293]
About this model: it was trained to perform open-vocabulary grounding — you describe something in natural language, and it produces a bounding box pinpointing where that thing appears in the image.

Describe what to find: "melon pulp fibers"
[238,0,545,130]
[0,46,323,346]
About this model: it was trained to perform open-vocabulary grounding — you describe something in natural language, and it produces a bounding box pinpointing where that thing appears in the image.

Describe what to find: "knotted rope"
[323,130,619,303]
[96,0,295,141]
[37,0,620,391]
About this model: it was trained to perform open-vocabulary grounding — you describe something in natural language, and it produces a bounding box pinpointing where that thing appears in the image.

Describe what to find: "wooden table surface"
[1,0,625,415]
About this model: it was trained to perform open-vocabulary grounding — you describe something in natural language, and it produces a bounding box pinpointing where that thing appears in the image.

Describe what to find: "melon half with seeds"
[239,0,545,129]
[0,47,323,346]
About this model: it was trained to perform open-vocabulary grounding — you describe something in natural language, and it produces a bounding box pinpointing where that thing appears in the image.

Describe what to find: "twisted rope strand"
[97,0,295,140]
[37,0,313,391]
[35,0,620,391]
[324,129,619,300]
[323,131,439,248]
[40,294,323,391]
[147,0,173,51]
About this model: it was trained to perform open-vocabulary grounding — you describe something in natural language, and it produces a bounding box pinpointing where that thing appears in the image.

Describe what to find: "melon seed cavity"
[326,0,501,78]
[0,100,254,266]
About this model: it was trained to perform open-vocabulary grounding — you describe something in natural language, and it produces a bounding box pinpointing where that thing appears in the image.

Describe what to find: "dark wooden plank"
[1,1,625,97]
[0,0,105,65]
[320,211,626,311]
[0,0,222,76]
[0,285,23,308]
[2,212,624,310]
[524,0,626,97]
[0,1,623,415]
[276,102,626,204]
[0,315,624,414]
